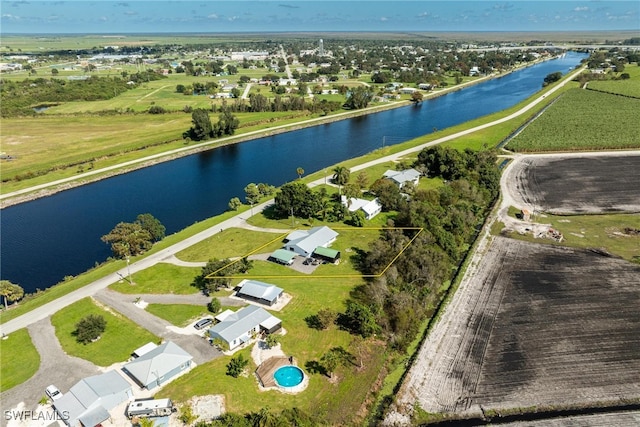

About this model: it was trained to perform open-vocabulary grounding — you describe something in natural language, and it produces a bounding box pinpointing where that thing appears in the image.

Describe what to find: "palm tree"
[296,167,304,179]
[332,166,350,186]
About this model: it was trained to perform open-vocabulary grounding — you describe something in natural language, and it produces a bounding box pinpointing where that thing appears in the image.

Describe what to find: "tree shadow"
[304,360,327,377]
[349,247,369,275]
[261,204,285,220]
[304,314,323,330]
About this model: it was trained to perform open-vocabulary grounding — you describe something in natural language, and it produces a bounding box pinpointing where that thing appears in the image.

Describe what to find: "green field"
[176,227,286,262]
[587,63,640,98]
[109,263,200,295]
[0,328,40,392]
[51,297,158,366]
[145,303,211,327]
[507,88,640,152]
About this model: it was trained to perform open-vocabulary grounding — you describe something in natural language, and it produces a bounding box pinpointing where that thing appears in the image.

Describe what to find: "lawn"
[156,268,387,424]
[51,297,158,367]
[587,64,640,98]
[109,263,200,295]
[145,303,211,327]
[176,227,287,262]
[0,328,40,392]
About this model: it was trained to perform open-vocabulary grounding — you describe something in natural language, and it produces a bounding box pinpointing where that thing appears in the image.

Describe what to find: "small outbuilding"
[269,249,297,265]
[312,246,341,264]
[236,280,284,306]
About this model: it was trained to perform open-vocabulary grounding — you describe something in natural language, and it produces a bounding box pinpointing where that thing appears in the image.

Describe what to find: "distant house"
[383,168,421,189]
[341,196,382,220]
[53,370,133,427]
[399,87,418,94]
[236,280,284,306]
[208,305,282,351]
[284,226,338,257]
[418,83,432,90]
[122,341,193,390]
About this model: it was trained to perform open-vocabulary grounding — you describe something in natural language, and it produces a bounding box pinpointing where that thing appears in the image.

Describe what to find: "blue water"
[0,52,587,293]
[273,365,304,387]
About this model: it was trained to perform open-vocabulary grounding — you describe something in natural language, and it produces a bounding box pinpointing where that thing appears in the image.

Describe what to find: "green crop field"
[0,328,40,392]
[506,88,640,152]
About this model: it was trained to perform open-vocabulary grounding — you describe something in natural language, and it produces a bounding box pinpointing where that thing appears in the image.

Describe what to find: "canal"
[0,52,587,293]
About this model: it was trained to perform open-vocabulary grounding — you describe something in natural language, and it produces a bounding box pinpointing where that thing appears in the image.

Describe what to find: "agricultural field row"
[507,88,640,152]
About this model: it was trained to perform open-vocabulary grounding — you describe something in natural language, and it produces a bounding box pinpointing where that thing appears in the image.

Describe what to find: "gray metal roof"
[208,305,281,344]
[123,341,192,387]
[53,370,131,427]
[285,226,338,255]
[237,280,283,303]
[383,168,421,185]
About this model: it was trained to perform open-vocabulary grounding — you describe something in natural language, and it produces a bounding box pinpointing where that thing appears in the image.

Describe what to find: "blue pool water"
[274,365,304,388]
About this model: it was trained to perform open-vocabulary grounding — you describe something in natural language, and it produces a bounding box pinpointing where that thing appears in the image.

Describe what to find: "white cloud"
[574,6,589,12]
[207,13,218,19]
[380,16,388,21]
[1,13,19,20]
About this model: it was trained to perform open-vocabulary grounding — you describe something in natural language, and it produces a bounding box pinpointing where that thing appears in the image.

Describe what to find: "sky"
[1,1,638,34]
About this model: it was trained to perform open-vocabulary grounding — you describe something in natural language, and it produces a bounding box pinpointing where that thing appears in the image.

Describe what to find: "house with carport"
[52,370,133,427]
[208,305,281,351]
[284,226,338,258]
[121,341,193,390]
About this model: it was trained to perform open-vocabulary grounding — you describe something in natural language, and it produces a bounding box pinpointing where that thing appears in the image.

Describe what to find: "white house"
[122,341,193,390]
[284,226,338,257]
[383,168,421,189]
[208,305,282,351]
[53,371,133,427]
[341,196,382,220]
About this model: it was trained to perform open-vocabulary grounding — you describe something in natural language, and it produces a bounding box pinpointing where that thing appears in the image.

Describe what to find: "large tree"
[135,213,165,242]
[344,86,373,109]
[101,222,153,258]
[0,280,24,309]
[187,108,213,141]
[273,181,321,219]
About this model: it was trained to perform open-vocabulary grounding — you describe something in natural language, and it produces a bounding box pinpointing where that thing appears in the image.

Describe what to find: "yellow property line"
[205,227,424,280]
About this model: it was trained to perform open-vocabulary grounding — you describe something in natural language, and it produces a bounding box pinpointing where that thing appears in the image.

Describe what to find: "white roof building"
[208,305,281,350]
[284,226,338,257]
[383,168,421,189]
[236,280,284,306]
[341,196,382,220]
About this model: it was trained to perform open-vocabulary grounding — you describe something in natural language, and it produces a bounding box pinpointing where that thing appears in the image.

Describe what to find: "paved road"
[0,65,587,336]
[1,318,101,411]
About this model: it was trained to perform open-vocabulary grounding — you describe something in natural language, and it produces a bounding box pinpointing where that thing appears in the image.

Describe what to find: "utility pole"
[291,206,295,228]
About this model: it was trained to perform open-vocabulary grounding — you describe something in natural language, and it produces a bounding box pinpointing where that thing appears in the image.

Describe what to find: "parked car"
[45,385,63,401]
[194,318,213,330]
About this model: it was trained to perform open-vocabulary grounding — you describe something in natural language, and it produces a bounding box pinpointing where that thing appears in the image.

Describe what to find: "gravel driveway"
[1,318,100,414]
[94,289,223,365]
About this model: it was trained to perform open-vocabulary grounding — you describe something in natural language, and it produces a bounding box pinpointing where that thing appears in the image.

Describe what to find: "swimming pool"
[273,365,304,388]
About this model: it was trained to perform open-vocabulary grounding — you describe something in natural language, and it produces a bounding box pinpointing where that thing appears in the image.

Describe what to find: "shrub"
[74,314,106,344]
[226,354,249,378]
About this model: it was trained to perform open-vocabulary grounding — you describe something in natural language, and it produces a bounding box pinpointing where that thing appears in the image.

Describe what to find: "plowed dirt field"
[510,155,640,215]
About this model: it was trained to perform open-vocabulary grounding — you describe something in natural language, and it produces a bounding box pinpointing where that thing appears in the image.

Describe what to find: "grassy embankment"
[50,297,158,367]
[0,328,40,392]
